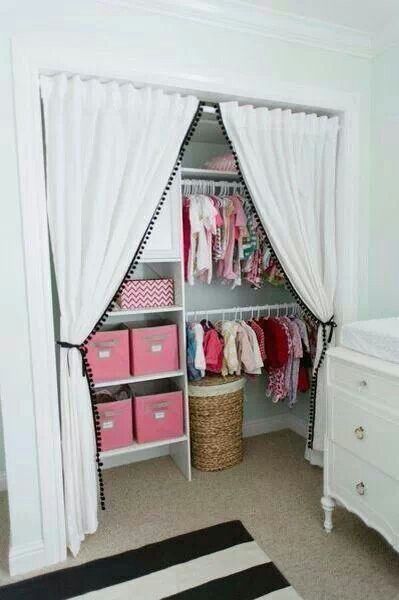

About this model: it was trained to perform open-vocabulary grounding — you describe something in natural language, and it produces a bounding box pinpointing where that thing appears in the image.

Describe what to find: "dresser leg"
[321,496,335,533]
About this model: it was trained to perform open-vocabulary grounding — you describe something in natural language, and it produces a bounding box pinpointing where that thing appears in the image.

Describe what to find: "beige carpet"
[0,430,398,599]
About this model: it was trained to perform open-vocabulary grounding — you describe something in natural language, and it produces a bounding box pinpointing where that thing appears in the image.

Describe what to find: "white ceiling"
[241,0,399,34]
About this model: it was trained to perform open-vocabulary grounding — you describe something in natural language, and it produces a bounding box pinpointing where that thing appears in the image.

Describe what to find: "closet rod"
[186,302,301,319]
[181,180,243,187]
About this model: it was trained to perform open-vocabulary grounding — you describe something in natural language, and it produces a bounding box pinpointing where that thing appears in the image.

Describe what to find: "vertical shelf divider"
[170,169,192,481]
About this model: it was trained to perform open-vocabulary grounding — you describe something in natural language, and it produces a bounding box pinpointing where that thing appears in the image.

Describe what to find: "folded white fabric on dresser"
[341,317,399,364]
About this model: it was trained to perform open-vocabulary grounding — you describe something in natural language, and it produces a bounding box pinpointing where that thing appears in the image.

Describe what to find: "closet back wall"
[183,128,310,425]
[0,2,370,567]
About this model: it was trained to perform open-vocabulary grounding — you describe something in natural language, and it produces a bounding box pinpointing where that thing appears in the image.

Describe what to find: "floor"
[1,430,399,599]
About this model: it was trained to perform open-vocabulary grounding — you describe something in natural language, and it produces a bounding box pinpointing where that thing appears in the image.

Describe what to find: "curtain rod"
[186,302,301,319]
[201,102,339,123]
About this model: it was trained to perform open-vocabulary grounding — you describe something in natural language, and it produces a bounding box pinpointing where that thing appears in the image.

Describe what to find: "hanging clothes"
[263,318,292,403]
[182,197,191,282]
[295,317,311,396]
[183,193,285,288]
[241,321,263,374]
[219,320,240,376]
[283,318,303,407]
[236,322,258,375]
[192,322,206,376]
[186,323,202,381]
[202,320,224,374]
[248,319,267,362]
[185,311,312,405]
[188,195,219,285]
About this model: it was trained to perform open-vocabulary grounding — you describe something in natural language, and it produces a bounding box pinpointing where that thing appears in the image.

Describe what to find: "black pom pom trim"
[215,102,335,450]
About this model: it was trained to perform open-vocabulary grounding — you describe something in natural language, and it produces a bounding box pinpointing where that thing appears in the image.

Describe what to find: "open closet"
[94,105,315,484]
[38,76,340,559]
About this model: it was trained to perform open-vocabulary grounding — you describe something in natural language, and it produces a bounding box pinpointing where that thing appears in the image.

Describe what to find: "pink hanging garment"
[203,328,224,373]
[231,196,248,288]
[182,197,191,281]
[221,198,237,280]
[287,319,303,407]
[249,319,267,362]
[211,196,224,262]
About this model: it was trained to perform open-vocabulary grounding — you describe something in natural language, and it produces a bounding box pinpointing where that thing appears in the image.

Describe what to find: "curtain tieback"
[323,318,337,344]
[56,341,85,376]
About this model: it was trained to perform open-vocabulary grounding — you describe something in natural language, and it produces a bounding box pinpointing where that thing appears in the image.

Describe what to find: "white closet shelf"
[94,370,185,388]
[100,435,188,459]
[108,305,183,318]
[181,168,239,180]
[138,257,181,263]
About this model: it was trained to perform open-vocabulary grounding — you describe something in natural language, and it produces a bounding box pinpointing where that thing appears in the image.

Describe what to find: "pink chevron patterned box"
[118,279,174,310]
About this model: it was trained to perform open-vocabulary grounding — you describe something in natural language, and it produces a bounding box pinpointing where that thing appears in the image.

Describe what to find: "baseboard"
[8,540,46,576]
[287,414,308,438]
[304,447,324,467]
[103,415,308,469]
[243,413,308,439]
[243,414,291,438]
[1,418,309,477]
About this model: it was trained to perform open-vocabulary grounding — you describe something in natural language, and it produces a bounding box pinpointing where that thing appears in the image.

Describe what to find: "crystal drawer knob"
[356,481,365,496]
[354,426,365,440]
[359,380,368,389]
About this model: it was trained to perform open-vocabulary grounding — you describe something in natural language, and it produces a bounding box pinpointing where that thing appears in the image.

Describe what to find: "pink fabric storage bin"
[134,391,184,443]
[86,330,130,382]
[118,279,174,310]
[130,325,179,375]
[96,398,133,451]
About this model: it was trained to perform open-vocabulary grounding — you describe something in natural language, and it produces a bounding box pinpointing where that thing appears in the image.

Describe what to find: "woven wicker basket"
[188,375,245,472]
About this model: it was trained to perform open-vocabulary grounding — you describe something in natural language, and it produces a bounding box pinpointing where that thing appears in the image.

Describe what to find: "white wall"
[0,0,371,571]
[369,44,399,318]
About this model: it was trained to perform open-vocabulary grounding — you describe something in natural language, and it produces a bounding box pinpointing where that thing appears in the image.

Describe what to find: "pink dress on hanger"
[182,197,191,281]
[217,199,236,280]
[281,317,302,406]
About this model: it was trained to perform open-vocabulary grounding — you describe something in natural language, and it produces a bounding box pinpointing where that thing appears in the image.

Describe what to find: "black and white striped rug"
[2,521,301,599]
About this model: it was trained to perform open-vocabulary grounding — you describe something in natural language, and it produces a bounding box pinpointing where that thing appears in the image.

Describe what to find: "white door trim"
[9,31,362,573]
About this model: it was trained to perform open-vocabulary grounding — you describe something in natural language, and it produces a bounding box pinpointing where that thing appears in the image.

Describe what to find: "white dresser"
[323,346,399,551]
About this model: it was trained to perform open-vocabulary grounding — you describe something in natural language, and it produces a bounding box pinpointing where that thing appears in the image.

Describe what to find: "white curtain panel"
[41,74,198,555]
[220,102,339,457]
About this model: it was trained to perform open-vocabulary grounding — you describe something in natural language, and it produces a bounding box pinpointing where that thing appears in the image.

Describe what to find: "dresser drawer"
[329,388,399,480]
[328,443,399,542]
[329,358,399,411]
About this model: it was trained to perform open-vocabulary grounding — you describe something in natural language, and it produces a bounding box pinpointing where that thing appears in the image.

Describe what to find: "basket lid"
[188,374,245,396]
[190,374,243,386]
